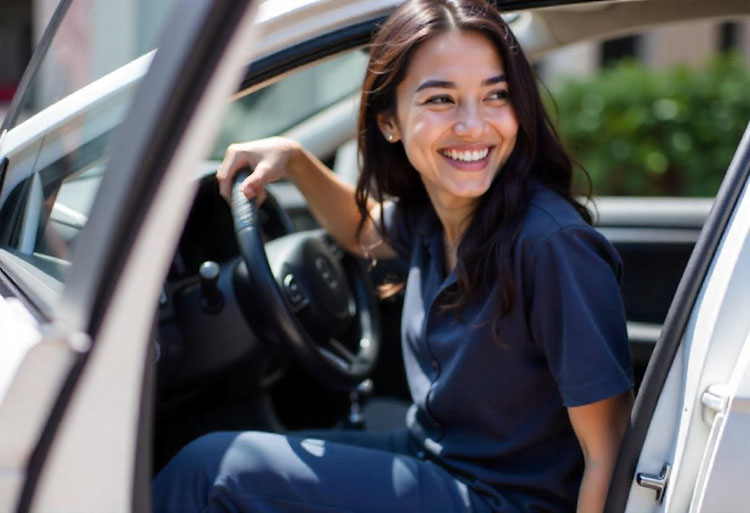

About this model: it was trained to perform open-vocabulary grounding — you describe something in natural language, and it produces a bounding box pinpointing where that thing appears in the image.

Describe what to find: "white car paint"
[0,300,75,512]
[0,297,42,404]
[251,0,398,62]
[691,329,750,512]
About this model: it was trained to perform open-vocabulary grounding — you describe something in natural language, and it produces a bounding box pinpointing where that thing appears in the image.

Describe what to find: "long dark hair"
[355,0,591,338]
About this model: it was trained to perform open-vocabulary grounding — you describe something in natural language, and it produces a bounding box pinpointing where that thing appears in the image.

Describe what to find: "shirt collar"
[415,204,441,239]
[415,206,458,288]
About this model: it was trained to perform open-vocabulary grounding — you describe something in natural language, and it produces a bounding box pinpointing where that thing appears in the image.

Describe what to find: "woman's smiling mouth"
[439,146,494,169]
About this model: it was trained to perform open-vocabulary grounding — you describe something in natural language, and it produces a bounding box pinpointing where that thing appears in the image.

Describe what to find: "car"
[0,0,748,511]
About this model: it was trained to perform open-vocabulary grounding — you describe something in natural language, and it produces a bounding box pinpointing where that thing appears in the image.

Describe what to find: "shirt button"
[431,359,439,370]
[416,451,425,459]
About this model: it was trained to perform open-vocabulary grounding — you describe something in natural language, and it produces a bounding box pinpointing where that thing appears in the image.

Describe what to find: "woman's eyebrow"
[482,74,506,86]
[415,79,455,92]
[414,74,507,93]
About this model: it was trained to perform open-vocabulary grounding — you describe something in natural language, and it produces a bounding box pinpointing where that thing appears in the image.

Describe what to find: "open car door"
[0,0,259,511]
[607,122,750,512]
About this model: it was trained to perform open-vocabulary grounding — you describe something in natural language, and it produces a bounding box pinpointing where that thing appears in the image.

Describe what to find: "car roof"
[244,0,750,89]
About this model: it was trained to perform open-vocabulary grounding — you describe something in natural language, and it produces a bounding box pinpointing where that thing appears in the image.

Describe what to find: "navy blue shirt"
[382,185,633,513]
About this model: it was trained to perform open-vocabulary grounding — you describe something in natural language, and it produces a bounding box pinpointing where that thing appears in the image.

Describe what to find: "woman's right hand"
[216,136,302,207]
[217,136,391,259]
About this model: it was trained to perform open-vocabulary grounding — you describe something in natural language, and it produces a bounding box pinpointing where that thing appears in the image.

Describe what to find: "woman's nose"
[453,103,485,137]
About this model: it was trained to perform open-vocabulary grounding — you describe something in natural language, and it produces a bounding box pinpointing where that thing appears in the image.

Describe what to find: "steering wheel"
[231,168,380,389]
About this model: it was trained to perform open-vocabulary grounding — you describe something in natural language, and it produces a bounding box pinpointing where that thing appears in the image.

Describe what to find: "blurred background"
[538,18,750,198]
[1,1,52,119]
[1,0,748,198]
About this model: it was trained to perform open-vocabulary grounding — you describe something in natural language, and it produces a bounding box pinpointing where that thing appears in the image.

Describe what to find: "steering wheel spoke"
[314,231,346,262]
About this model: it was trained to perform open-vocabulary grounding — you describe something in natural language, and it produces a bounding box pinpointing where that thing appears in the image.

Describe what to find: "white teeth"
[443,148,489,162]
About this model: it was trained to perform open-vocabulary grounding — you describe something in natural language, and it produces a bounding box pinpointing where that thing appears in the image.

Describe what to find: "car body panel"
[250,0,397,62]
[0,322,76,513]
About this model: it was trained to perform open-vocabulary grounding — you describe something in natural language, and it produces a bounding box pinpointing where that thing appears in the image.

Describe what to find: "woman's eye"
[424,95,453,105]
[487,90,510,101]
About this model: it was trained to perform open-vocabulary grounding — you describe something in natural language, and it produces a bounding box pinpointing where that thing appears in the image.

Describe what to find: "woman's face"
[380,30,518,208]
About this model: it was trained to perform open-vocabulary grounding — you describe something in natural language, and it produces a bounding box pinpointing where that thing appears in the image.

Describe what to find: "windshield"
[211,51,368,160]
[8,0,176,128]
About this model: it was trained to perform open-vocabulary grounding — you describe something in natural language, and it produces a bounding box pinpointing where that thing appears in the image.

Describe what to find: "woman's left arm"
[568,391,634,513]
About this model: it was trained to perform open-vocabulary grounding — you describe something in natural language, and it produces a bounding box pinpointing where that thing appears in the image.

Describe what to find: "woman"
[154,0,633,511]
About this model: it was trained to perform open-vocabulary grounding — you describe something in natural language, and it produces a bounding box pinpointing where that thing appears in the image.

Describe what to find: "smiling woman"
[155,1,633,512]
[371,29,519,273]
[380,31,517,204]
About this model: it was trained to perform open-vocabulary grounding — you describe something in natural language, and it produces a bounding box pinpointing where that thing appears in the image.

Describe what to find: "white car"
[0,0,748,511]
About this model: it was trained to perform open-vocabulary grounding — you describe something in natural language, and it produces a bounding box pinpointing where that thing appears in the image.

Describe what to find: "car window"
[210,50,369,160]
[8,0,175,128]
[0,0,178,303]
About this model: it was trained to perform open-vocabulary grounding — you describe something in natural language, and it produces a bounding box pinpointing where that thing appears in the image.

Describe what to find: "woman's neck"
[423,186,476,271]
[425,188,474,240]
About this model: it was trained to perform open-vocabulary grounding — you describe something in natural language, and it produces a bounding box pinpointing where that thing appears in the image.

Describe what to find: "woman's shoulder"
[518,183,618,266]
[520,183,587,237]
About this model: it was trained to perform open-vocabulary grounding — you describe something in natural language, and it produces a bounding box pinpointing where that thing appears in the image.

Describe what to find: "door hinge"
[636,463,672,503]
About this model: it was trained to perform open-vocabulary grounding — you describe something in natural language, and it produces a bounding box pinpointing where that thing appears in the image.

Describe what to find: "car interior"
[0,0,747,480]
[149,44,706,473]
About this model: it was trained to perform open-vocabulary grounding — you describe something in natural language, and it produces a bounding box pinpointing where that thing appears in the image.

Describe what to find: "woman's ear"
[376,112,401,143]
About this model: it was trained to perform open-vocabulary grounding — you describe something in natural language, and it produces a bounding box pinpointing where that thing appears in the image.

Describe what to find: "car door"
[0,0,259,511]
[0,0,154,508]
[605,122,750,512]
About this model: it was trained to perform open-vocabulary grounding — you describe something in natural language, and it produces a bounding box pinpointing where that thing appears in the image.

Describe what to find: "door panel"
[608,124,750,513]
[657,175,750,512]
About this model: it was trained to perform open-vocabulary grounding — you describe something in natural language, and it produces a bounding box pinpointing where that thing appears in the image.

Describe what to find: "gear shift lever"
[345,379,374,430]
[199,261,223,314]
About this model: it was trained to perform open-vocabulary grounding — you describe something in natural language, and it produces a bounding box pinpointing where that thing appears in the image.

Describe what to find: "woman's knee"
[155,431,291,490]
[153,431,248,512]
[169,431,239,475]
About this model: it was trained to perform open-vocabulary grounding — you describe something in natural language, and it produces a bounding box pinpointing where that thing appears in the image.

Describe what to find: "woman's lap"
[153,429,491,513]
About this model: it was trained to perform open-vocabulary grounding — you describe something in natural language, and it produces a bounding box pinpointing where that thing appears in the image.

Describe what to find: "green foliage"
[547,51,750,197]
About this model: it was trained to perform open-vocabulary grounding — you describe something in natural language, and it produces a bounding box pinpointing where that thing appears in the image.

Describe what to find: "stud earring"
[386,133,394,142]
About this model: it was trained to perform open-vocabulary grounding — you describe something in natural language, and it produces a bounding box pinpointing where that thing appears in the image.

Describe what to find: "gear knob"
[199,260,223,313]
[356,378,374,398]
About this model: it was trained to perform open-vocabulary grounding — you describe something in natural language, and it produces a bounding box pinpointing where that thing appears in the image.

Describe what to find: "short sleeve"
[378,200,419,260]
[527,226,634,407]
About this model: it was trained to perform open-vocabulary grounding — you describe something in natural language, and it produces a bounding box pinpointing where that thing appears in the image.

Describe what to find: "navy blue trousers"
[153,429,492,513]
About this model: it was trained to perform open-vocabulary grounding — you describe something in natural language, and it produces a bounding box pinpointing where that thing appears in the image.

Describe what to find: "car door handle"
[636,463,672,503]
